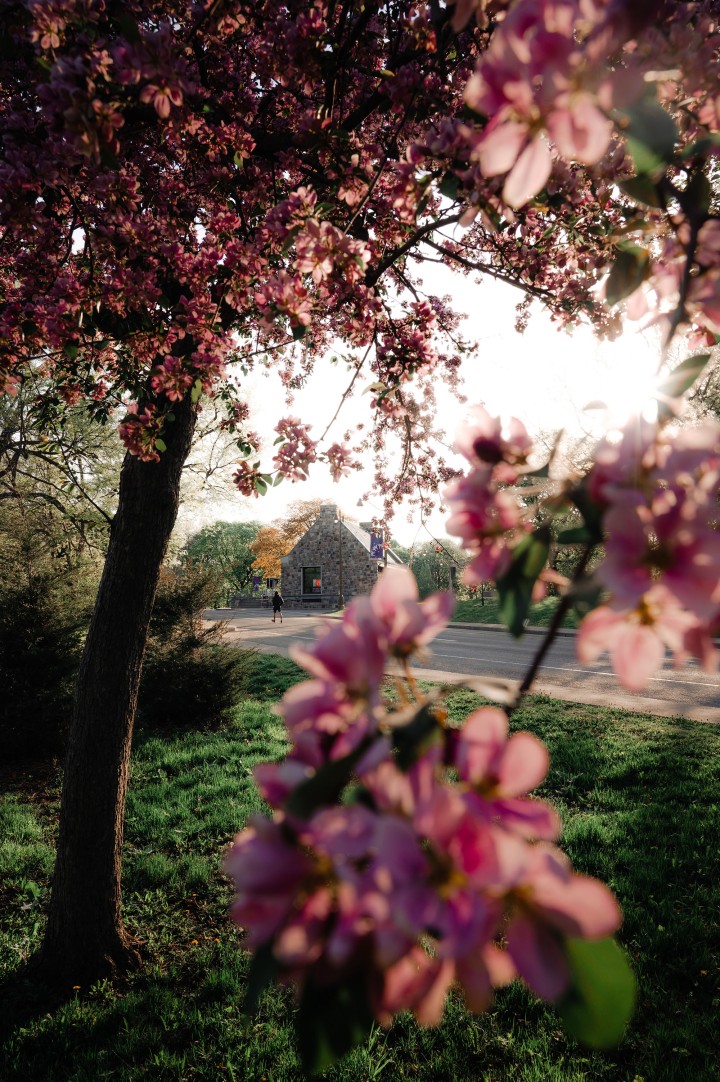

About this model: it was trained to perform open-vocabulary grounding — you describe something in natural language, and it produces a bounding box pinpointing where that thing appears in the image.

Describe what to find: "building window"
[302,566,322,594]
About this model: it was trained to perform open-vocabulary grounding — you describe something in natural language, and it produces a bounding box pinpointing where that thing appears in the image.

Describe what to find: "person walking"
[272,590,284,623]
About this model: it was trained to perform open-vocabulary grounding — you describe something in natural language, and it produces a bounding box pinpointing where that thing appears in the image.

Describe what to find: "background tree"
[249,525,286,581]
[184,520,263,604]
[411,537,466,598]
[250,498,324,579]
[0,388,121,555]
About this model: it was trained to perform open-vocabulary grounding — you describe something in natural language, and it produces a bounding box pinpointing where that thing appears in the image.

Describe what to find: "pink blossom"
[452,707,561,840]
[118,402,165,462]
[379,948,456,1026]
[254,271,312,331]
[231,459,264,497]
[273,416,318,482]
[324,441,357,481]
[279,677,380,766]
[370,565,455,659]
[464,0,618,206]
[600,489,720,620]
[454,405,532,478]
[224,816,313,948]
[577,586,718,691]
[149,356,194,401]
[290,597,387,700]
[445,469,526,583]
[139,82,183,118]
[506,845,622,1001]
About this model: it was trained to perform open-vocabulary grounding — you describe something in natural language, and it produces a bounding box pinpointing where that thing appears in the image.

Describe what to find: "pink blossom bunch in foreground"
[225,567,621,1037]
[578,418,720,690]
[444,400,720,693]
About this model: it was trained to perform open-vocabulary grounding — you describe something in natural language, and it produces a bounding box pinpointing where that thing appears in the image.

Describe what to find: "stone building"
[280,503,403,608]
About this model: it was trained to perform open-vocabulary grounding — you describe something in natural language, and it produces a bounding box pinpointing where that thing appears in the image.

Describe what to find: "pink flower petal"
[477,120,529,177]
[498,731,550,795]
[547,97,613,165]
[611,624,664,691]
[506,912,569,1001]
[503,136,553,208]
[532,873,622,938]
[577,605,621,663]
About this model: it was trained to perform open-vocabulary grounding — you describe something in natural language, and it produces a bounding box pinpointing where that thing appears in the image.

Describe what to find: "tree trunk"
[37,395,197,989]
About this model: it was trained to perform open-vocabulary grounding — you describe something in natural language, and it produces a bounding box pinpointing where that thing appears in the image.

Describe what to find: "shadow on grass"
[2,688,719,1080]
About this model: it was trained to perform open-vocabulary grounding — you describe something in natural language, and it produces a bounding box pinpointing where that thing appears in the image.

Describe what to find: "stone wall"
[280,503,381,608]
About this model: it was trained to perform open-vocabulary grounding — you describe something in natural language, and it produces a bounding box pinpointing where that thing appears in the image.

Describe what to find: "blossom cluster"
[225,567,621,1028]
[463,0,619,206]
[232,459,267,498]
[295,219,371,287]
[118,402,167,462]
[444,398,720,693]
[577,416,720,689]
[445,405,533,583]
[272,416,318,482]
[323,441,358,482]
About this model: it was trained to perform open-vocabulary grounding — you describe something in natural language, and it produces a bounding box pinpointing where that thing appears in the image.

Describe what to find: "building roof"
[342,516,404,564]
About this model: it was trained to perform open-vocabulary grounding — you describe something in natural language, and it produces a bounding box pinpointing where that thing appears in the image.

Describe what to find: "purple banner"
[370,530,384,559]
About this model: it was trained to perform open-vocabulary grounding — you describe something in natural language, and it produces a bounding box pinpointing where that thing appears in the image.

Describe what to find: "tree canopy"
[185,519,263,600]
[3,0,720,1014]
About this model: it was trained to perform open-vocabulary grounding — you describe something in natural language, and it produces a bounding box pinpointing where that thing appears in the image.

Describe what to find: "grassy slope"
[1,656,719,1081]
[452,597,580,629]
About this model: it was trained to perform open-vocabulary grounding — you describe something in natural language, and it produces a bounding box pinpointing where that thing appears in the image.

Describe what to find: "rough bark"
[36,395,197,989]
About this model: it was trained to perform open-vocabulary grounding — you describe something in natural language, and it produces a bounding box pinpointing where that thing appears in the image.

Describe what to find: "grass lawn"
[1,653,719,1080]
[452,596,580,629]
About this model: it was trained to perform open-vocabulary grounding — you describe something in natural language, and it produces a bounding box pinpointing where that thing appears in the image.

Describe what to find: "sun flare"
[574,331,661,432]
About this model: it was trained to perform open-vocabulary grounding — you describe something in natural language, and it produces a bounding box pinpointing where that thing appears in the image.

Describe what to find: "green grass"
[1,659,719,1080]
[452,596,580,629]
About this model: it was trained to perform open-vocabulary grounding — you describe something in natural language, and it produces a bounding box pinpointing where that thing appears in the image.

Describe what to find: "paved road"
[204,608,720,723]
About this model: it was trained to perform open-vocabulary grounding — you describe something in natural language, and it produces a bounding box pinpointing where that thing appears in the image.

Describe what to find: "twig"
[507,544,594,718]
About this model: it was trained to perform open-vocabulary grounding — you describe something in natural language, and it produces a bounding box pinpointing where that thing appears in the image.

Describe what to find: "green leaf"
[154,438,167,453]
[285,740,371,819]
[190,378,203,404]
[64,343,79,361]
[296,974,375,1074]
[439,173,460,201]
[272,472,284,486]
[233,150,245,168]
[681,133,720,160]
[569,482,604,543]
[568,574,604,617]
[243,940,280,1014]
[556,526,593,544]
[254,477,267,495]
[618,175,663,208]
[685,171,712,215]
[496,527,551,638]
[657,353,710,400]
[115,13,142,42]
[557,938,636,1049]
[392,703,442,770]
[622,101,678,176]
[605,245,650,306]
[292,323,307,341]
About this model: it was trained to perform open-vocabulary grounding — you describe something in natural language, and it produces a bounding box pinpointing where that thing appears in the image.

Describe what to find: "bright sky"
[176,263,663,547]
